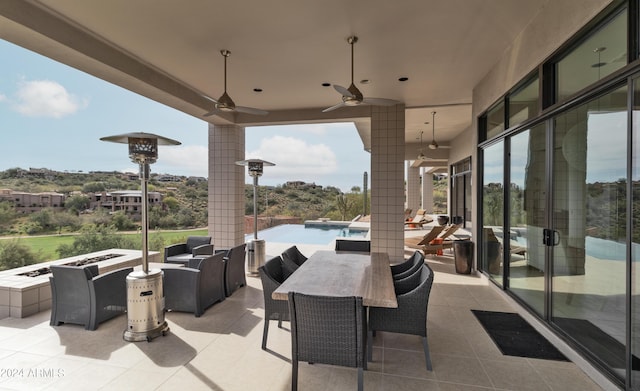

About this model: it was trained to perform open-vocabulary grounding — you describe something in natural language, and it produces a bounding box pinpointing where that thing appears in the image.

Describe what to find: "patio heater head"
[236,158,275,177]
[100,132,181,164]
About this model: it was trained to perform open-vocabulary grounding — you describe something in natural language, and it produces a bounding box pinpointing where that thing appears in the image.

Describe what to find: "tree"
[56,225,136,258]
[0,240,41,270]
[29,208,54,232]
[0,201,17,231]
[110,211,136,231]
[52,211,81,234]
[82,181,106,193]
[64,194,90,215]
[163,196,180,212]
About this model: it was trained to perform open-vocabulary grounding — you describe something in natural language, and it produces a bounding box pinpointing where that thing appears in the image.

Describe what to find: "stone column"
[370,105,405,262]
[208,124,245,249]
[422,169,434,213]
[406,163,421,215]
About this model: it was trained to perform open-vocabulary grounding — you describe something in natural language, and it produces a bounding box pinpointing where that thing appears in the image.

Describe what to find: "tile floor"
[0,243,612,390]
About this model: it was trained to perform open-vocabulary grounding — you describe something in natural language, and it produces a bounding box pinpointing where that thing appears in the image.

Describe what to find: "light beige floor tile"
[45,361,126,390]
[431,354,493,387]
[480,358,552,391]
[528,359,603,391]
[381,374,440,390]
[100,368,175,391]
[382,348,436,379]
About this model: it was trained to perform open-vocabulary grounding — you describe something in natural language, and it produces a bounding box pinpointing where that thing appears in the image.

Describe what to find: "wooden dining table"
[272,250,398,308]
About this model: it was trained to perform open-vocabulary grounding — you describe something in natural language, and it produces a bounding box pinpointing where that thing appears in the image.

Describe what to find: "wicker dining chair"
[390,251,425,280]
[288,292,367,391]
[335,239,371,253]
[258,256,290,350]
[281,245,308,276]
[367,264,434,371]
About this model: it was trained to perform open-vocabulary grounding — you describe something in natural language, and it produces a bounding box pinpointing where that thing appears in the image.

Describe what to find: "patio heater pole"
[236,159,275,274]
[100,132,180,342]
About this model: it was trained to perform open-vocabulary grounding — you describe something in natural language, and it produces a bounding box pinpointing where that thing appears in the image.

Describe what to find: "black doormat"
[472,310,568,361]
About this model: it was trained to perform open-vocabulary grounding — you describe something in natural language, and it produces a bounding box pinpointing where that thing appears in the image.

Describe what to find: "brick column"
[406,162,421,215]
[370,105,405,262]
[422,169,434,213]
[208,124,245,249]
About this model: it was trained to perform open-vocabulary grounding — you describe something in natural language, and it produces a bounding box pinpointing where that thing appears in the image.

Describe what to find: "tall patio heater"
[100,132,180,342]
[236,158,275,274]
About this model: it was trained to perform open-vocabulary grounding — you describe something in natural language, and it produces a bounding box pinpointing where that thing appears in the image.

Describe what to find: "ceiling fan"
[204,50,268,116]
[322,36,399,113]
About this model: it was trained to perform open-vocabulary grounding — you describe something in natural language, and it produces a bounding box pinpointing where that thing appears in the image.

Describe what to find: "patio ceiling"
[0,0,548,159]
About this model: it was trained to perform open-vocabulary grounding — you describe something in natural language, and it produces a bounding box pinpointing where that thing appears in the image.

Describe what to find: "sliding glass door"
[508,124,546,316]
[550,86,628,376]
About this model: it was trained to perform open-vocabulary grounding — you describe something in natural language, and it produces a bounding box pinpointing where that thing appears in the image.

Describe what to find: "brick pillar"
[208,124,245,249]
[370,105,405,262]
[406,162,421,214]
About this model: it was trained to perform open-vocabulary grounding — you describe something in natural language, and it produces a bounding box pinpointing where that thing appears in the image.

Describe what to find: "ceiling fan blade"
[235,106,269,115]
[333,84,354,98]
[322,102,346,113]
[203,108,220,117]
[362,97,400,106]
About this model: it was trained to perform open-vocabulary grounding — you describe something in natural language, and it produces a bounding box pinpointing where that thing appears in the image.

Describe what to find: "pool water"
[245,224,368,245]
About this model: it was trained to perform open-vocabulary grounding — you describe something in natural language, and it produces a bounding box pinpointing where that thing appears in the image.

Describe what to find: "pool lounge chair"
[404,225,445,253]
[420,224,462,255]
[404,209,433,229]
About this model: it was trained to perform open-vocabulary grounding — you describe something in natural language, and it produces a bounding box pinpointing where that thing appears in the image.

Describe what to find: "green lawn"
[0,228,209,262]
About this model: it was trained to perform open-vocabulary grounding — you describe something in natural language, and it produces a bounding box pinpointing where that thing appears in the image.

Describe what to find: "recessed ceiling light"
[322,82,331,87]
[398,77,409,82]
[253,88,263,92]
[360,79,370,84]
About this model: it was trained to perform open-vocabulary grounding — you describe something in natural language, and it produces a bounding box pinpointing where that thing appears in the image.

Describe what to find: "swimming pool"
[245,224,368,245]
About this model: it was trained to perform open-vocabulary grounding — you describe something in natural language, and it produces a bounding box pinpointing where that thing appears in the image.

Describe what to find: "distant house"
[187,176,207,182]
[0,189,65,213]
[156,175,182,182]
[88,190,164,215]
[284,181,321,189]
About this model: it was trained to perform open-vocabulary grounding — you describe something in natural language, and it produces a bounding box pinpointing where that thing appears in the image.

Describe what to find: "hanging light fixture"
[429,111,439,150]
[417,130,427,161]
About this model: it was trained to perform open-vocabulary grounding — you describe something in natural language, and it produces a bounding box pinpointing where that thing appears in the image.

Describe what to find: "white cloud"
[0,93,6,102]
[158,145,208,177]
[247,136,337,180]
[12,79,87,118]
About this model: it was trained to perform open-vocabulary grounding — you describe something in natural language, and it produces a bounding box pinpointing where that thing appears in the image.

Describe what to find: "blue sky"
[0,40,370,192]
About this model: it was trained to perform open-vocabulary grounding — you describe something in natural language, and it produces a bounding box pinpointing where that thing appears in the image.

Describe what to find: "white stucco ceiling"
[0,0,550,158]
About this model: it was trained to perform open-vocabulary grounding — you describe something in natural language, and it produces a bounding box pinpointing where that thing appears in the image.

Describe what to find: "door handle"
[543,229,560,246]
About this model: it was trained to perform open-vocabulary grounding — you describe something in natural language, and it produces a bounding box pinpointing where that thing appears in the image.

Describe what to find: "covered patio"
[0,241,602,390]
[0,0,623,389]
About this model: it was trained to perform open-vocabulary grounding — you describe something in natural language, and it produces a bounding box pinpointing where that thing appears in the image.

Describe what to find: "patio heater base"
[123,322,169,342]
[247,239,265,275]
[123,269,170,342]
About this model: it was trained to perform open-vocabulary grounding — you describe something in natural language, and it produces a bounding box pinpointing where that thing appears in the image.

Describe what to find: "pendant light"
[429,111,438,150]
[417,130,426,161]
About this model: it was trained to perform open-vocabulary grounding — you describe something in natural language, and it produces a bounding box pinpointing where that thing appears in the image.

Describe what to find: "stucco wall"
[473,0,613,117]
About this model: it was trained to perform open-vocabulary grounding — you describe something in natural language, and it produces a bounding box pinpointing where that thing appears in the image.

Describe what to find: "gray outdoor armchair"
[163,252,226,317]
[164,236,213,265]
[49,264,132,330]
[367,264,434,371]
[288,292,367,391]
[223,243,247,296]
[258,255,290,350]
